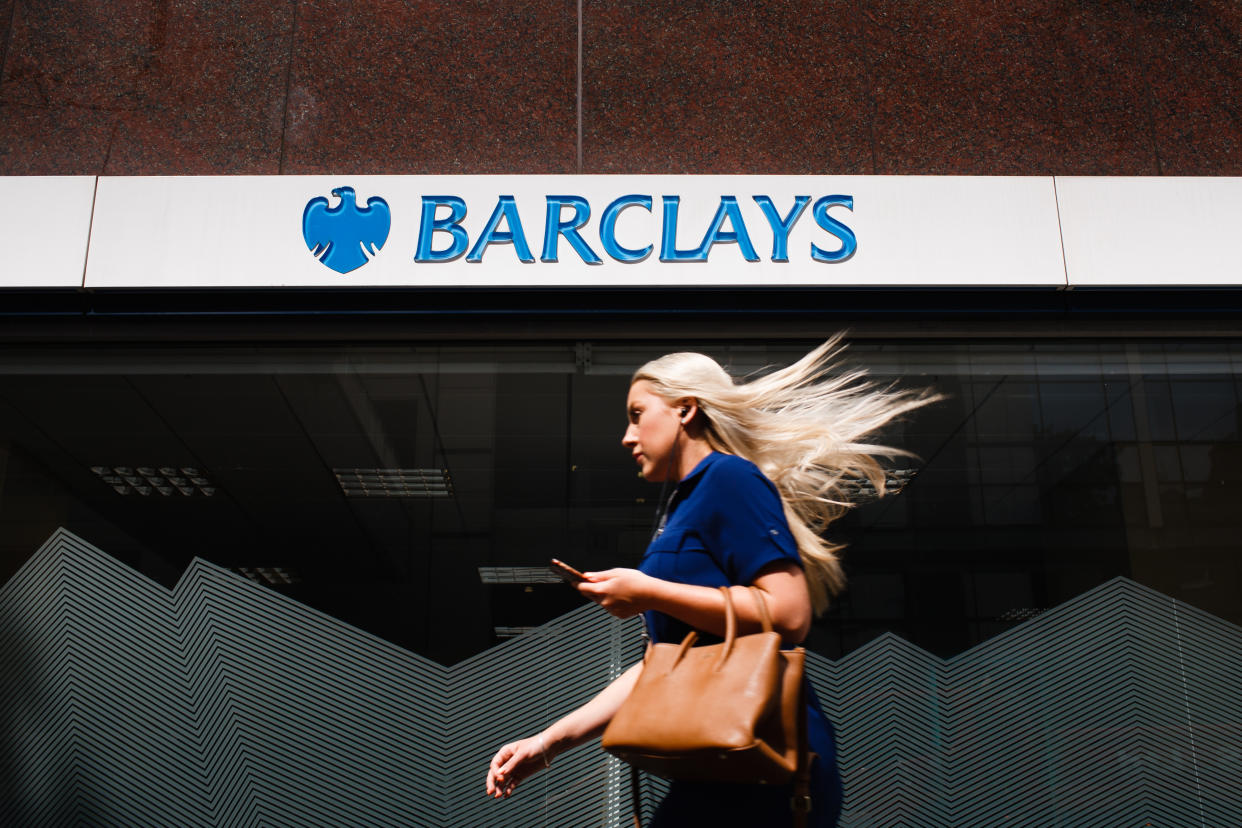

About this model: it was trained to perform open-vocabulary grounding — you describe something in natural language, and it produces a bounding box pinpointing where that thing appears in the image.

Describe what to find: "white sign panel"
[1057,177,1242,287]
[83,175,1067,289]
[0,176,96,288]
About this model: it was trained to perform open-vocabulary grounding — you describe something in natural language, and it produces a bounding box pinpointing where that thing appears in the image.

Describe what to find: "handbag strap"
[629,766,642,828]
[791,696,813,828]
[715,586,738,665]
[712,585,775,666]
[747,586,775,632]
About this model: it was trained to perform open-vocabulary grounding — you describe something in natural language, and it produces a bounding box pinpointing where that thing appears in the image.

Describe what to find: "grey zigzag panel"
[1,529,646,828]
[822,581,1242,828]
[2,529,1241,827]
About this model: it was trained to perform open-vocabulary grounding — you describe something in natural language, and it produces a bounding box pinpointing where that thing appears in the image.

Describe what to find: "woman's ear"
[675,398,698,424]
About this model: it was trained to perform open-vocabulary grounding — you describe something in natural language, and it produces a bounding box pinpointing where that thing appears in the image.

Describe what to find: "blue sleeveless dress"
[637,452,843,827]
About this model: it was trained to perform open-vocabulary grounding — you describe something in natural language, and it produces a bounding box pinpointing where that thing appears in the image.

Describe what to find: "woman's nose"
[621,425,637,446]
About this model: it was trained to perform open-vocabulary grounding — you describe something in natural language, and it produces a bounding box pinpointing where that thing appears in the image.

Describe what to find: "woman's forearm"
[541,660,643,757]
[580,561,812,643]
[486,658,645,798]
[645,579,810,642]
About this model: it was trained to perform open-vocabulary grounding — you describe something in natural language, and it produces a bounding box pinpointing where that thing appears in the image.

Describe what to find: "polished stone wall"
[1,0,1238,176]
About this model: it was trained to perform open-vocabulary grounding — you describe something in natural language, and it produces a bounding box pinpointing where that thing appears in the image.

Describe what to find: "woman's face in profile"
[622,381,682,482]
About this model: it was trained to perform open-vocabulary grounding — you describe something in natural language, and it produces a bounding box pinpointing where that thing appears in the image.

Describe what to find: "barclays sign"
[301,186,856,275]
[79,175,1074,289]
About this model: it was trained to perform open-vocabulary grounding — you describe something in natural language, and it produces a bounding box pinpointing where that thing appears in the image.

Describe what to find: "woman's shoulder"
[703,451,764,474]
[700,453,778,494]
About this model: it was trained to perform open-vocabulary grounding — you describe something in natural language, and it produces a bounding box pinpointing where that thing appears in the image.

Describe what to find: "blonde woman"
[486,338,934,827]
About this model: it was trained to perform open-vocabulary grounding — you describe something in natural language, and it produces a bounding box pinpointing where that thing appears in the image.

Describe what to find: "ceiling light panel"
[91,465,216,497]
[334,468,453,498]
[840,468,919,501]
[493,626,539,639]
[235,567,302,585]
[478,566,563,585]
[998,607,1047,622]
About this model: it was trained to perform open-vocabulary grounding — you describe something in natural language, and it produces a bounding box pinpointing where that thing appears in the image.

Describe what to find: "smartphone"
[549,558,586,584]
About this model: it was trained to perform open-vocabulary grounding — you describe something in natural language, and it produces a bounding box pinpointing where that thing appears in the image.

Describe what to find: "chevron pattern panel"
[0,529,647,827]
[816,580,1242,828]
[2,529,1240,827]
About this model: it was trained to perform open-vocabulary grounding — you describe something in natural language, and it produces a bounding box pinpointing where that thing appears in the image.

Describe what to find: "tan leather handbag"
[602,587,812,823]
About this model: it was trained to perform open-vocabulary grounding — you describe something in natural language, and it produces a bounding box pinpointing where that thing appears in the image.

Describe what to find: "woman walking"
[486,338,934,826]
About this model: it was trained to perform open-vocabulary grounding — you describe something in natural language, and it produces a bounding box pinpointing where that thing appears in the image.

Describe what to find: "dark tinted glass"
[1,340,1238,663]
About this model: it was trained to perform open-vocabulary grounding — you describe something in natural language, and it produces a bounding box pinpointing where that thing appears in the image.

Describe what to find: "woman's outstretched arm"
[485,659,644,799]
[576,560,812,643]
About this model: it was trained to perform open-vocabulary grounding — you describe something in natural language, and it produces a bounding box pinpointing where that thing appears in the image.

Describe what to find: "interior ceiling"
[0,346,660,663]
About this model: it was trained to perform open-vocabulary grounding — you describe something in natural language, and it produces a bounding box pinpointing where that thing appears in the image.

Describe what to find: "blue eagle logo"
[302,186,391,274]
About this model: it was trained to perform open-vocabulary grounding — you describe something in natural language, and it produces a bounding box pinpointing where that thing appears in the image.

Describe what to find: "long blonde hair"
[632,335,938,614]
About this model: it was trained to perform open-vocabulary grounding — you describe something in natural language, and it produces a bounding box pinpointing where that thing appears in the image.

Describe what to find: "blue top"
[637,452,843,828]
[640,452,800,644]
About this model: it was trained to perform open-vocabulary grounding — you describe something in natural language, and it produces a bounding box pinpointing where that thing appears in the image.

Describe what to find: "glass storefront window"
[1,339,1239,664]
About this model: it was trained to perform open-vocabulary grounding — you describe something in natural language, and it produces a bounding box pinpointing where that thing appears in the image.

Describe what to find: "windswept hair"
[632,335,938,614]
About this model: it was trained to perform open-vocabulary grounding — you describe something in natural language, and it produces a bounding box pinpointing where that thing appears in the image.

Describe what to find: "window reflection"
[0,340,1238,664]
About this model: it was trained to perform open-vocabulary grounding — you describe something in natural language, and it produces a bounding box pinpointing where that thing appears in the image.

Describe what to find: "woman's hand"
[484,661,645,804]
[576,568,657,618]
[486,734,550,799]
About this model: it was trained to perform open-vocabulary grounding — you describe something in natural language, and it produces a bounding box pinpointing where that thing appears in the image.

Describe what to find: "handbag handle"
[748,586,774,633]
[671,630,700,669]
[676,587,777,672]
[714,585,776,668]
[714,586,738,669]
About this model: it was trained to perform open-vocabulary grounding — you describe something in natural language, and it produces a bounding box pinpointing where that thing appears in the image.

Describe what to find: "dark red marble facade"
[1,0,1238,175]
[281,0,576,174]
[584,0,875,174]
[864,0,1161,174]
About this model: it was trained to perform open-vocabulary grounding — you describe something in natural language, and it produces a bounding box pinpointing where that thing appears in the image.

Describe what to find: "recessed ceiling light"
[334,468,453,498]
[494,626,539,639]
[998,607,1047,622]
[235,566,301,585]
[478,566,563,585]
[90,465,217,497]
[839,468,919,501]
